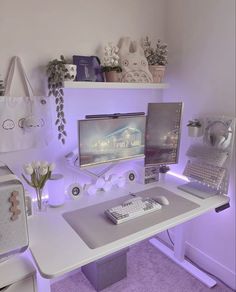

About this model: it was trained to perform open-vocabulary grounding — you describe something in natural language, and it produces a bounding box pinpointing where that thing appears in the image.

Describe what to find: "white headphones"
[204,119,233,150]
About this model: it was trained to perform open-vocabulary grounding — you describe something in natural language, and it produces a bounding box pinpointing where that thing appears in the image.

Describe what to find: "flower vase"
[35,188,46,212]
[149,65,166,83]
[105,71,121,82]
[64,64,77,81]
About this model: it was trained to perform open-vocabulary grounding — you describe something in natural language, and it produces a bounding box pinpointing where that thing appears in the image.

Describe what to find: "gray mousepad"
[63,187,200,249]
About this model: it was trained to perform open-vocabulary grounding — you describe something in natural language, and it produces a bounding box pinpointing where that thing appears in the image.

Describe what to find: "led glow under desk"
[27,175,229,292]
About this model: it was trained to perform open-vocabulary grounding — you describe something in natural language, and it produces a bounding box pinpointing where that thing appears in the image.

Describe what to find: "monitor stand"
[82,163,118,180]
[65,150,118,180]
[178,182,219,199]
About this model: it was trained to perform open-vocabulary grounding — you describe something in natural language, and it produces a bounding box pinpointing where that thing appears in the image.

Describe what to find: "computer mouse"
[153,196,170,206]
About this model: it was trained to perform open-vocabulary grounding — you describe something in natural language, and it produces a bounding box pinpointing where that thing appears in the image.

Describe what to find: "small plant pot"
[188,126,203,137]
[64,64,77,81]
[149,65,166,83]
[105,71,121,82]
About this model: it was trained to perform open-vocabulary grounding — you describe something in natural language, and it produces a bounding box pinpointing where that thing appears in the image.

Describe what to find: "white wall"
[164,0,235,288]
[0,0,166,178]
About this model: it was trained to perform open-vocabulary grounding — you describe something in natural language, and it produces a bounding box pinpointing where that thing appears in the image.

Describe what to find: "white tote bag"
[0,56,52,152]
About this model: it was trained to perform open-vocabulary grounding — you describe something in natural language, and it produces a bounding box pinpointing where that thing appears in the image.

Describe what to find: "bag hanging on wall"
[118,37,153,83]
[0,56,52,153]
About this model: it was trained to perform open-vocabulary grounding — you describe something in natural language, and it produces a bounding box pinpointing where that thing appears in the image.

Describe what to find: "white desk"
[27,175,229,291]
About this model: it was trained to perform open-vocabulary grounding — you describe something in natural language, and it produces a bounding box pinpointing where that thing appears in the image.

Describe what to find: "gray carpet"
[51,239,233,292]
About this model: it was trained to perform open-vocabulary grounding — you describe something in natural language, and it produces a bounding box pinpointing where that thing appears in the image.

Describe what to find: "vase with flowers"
[143,36,168,83]
[22,161,56,212]
[102,42,122,82]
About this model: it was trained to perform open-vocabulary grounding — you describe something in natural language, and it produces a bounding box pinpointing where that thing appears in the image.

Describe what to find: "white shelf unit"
[64,81,169,89]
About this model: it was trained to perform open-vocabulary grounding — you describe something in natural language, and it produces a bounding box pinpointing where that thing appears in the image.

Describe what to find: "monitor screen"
[145,102,183,166]
[78,116,146,168]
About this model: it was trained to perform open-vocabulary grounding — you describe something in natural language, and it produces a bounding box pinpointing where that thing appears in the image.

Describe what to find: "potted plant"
[143,36,168,83]
[0,78,4,96]
[46,55,73,144]
[187,119,203,137]
[102,43,122,82]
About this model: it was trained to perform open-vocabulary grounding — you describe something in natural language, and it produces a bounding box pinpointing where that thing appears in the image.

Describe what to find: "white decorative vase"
[48,174,65,207]
[149,65,166,83]
[64,64,77,81]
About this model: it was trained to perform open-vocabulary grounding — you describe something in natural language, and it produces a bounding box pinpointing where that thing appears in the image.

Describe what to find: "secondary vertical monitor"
[145,102,183,166]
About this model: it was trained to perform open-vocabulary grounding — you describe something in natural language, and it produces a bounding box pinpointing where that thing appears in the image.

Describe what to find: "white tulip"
[23,164,34,175]
[31,161,37,169]
[32,160,40,169]
[49,162,56,172]
[39,166,48,176]
[40,161,48,168]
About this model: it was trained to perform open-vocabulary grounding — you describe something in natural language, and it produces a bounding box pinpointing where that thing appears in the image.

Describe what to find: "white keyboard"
[186,144,229,167]
[105,197,162,224]
[183,160,226,189]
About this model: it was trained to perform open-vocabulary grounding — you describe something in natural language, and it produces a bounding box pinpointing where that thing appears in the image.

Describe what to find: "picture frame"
[73,56,104,82]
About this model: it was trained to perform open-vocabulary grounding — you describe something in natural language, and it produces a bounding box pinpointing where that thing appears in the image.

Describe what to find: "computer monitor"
[145,102,183,166]
[78,115,146,168]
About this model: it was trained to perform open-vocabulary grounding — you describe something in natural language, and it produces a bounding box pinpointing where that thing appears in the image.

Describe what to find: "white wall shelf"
[64,81,169,89]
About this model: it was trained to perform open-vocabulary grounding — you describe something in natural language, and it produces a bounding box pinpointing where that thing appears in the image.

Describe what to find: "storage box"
[0,163,28,261]
[82,248,129,291]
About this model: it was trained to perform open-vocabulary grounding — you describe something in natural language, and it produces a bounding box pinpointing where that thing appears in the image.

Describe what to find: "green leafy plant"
[46,55,70,144]
[187,119,202,128]
[143,37,168,66]
[0,79,4,96]
[159,165,170,174]
[101,66,122,73]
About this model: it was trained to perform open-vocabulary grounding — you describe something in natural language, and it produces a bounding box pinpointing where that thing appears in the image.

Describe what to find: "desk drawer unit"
[0,164,29,260]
